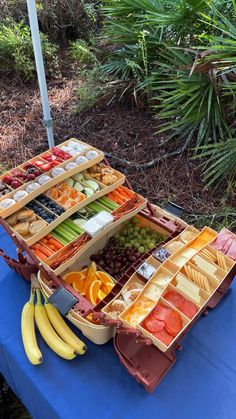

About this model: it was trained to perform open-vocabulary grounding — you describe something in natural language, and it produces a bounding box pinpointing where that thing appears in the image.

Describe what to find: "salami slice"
[165,310,183,336]
[178,299,197,319]
[163,291,184,308]
[154,329,173,346]
[143,316,164,333]
[152,304,171,321]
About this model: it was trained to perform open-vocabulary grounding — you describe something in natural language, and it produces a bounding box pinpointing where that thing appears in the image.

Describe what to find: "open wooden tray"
[113,226,236,352]
[6,169,126,246]
[41,196,148,275]
[0,139,104,218]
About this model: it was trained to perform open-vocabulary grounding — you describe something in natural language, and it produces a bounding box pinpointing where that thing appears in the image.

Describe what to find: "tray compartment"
[102,273,146,319]
[0,145,104,218]
[137,298,189,352]
[180,261,218,295]
[171,272,209,306]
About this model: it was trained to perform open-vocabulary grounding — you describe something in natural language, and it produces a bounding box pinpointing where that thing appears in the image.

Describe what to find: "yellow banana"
[35,290,76,360]
[45,302,87,355]
[21,291,43,365]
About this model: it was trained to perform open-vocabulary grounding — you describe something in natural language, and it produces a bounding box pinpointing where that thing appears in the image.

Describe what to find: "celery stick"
[63,219,84,235]
[60,223,79,237]
[51,231,68,245]
[55,226,75,241]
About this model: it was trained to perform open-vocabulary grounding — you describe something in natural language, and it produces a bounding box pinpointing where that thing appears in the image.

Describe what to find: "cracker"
[177,274,199,295]
[204,277,211,294]
[177,284,201,304]
[202,248,216,263]
[217,252,227,271]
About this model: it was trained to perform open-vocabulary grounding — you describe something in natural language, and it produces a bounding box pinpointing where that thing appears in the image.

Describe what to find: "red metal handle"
[117,327,142,337]
[92,312,123,327]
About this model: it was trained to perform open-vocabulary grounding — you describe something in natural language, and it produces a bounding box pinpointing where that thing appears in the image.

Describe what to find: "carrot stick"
[111,189,127,201]
[31,243,42,250]
[48,238,63,250]
[38,244,54,257]
[117,186,133,198]
[41,238,48,244]
[34,249,48,261]
[47,244,57,251]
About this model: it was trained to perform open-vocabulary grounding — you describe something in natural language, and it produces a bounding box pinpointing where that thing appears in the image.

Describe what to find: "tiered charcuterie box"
[1,138,236,393]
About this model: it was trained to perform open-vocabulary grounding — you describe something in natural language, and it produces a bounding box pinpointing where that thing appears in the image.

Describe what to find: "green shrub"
[0,1,99,45]
[76,65,109,112]
[0,19,58,80]
[69,39,96,65]
[37,0,99,45]
[101,0,236,185]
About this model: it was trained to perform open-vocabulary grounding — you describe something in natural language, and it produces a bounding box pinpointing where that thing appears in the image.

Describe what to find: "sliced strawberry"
[41,163,52,171]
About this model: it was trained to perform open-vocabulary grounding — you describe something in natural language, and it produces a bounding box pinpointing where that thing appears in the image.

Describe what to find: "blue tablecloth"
[0,225,236,419]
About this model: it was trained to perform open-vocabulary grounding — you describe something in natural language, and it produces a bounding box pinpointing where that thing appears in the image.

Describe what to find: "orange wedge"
[83,262,97,292]
[57,194,68,205]
[73,276,85,293]
[96,271,113,284]
[86,280,101,305]
[97,289,107,303]
[63,271,85,284]
[50,188,59,199]
[100,281,114,294]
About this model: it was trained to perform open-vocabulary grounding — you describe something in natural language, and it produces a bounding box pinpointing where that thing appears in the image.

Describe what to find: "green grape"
[138,246,145,253]
[132,217,139,225]
[124,242,131,248]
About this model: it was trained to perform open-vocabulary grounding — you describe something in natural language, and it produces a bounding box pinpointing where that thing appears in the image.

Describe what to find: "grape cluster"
[114,217,165,253]
[90,218,165,279]
[90,237,141,279]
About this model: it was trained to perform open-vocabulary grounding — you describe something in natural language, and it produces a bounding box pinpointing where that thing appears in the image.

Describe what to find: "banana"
[45,302,87,355]
[21,291,43,365]
[34,290,76,360]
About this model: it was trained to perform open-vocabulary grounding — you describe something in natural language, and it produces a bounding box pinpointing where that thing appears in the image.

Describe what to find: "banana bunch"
[21,288,87,365]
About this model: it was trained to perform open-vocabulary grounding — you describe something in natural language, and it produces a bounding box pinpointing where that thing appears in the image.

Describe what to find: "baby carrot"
[48,238,64,250]
[38,244,54,257]
[47,244,57,251]
[34,249,48,261]
[31,243,42,250]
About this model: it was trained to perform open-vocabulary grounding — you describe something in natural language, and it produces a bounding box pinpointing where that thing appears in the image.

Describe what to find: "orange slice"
[97,289,107,303]
[86,280,101,305]
[83,262,97,291]
[64,199,76,209]
[67,190,77,199]
[57,194,68,205]
[73,276,86,293]
[50,188,59,199]
[96,271,114,284]
[100,281,114,294]
[63,271,85,284]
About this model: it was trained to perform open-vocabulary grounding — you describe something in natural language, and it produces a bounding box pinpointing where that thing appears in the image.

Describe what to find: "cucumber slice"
[65,178,74,187]
[83,187,95,197]
[86,180,100,191]
[73,173,84,182]
[74,182,84,192]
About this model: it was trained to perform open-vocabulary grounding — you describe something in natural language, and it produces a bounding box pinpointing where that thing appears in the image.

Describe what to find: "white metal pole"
[26,0,54,148]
